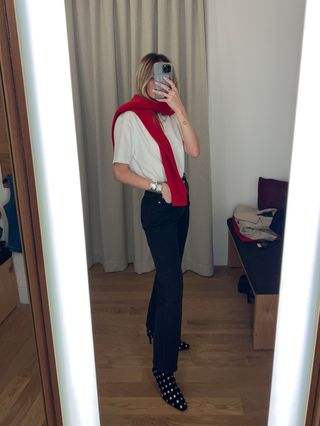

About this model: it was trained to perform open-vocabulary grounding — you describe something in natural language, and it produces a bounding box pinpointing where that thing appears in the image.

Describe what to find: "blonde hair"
[135,53,178,99]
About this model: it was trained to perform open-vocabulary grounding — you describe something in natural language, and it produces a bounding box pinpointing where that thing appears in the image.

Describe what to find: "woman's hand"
[153,77,200,158]
[161,182,172,203]
[152,77,184,114]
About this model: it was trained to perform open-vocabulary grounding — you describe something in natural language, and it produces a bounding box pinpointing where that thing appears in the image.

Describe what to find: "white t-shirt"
[113,111,185,182]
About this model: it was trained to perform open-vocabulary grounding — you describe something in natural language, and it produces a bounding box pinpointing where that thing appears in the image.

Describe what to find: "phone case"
[153,62,173,99]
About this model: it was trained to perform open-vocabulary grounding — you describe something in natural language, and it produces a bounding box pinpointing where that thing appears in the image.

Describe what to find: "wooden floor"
[0,265,274,425]
[90,265,274,426]
[0,305,46,426]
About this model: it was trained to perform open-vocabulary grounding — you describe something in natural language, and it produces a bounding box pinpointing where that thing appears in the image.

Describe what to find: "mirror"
[64,1,305,423]
[0,64,46,424]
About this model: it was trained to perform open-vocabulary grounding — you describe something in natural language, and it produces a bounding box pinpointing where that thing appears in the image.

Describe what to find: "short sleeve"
[113,112,135,165]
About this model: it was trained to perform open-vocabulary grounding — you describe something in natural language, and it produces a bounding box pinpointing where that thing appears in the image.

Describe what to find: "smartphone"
[153,62,173,99]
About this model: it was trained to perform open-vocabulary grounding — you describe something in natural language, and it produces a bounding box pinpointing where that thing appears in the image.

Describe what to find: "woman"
[112,53,200,411]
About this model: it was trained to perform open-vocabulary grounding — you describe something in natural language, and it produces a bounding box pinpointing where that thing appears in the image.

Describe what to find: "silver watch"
[149,180,163,193]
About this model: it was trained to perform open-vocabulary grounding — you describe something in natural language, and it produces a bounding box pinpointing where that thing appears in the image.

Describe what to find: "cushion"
[258,177,288,210]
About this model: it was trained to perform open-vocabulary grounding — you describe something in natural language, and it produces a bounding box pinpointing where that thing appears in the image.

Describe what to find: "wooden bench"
[227,218,283,350]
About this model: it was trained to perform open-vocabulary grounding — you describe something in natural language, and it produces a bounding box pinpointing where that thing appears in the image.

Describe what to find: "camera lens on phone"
[162,64,171,73]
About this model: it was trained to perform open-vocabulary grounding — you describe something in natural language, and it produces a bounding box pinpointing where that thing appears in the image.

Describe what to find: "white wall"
[206,0,306,265]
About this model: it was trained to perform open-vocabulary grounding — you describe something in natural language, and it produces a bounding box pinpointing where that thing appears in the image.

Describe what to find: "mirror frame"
[0,0,319,425]
[307,322,320,425]
[0,1,62,424]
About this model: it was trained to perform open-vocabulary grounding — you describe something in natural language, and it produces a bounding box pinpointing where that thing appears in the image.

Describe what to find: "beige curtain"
[65,0,214,275]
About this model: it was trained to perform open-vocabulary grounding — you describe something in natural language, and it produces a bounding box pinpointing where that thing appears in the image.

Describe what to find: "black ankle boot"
[147,329,190,351]
[152,368,188,411]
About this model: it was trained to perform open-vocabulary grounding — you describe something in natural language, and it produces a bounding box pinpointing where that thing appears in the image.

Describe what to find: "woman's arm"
[153,77,200,158]
[113,163,172,202]
[113,163,151,190]
[175,107,200,158]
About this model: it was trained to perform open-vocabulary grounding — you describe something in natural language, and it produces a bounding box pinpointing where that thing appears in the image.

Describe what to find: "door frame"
[306,314,320,425]
[0,1,62,424]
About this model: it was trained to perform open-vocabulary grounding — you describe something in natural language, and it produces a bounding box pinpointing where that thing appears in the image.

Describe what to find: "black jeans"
[141,178,189,374]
